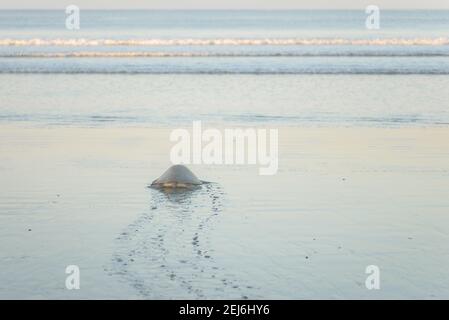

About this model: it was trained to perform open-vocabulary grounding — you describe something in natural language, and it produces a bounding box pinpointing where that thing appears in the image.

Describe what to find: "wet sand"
[0,125,449,299]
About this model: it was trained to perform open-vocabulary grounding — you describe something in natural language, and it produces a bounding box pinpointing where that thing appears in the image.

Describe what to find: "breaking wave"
[2,51,449,58]
[1,37,449,46]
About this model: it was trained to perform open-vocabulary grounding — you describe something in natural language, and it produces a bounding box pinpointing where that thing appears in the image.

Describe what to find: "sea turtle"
[150,165,204,189]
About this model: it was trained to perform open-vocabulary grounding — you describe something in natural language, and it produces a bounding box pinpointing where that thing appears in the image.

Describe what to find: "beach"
[1,9,449,299]
[1,125,448,299]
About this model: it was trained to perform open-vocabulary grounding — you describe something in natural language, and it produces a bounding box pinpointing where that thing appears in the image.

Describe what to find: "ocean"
[1,10,449,74]
[1,10,449,127]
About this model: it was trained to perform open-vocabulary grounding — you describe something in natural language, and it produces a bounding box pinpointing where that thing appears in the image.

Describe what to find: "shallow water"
[1,74,449,127]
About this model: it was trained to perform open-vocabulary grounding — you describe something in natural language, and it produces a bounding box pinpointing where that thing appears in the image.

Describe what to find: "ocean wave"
[1,113,447,127]
[1,69,448,75]
[2,51,449,58]
[1,38,449,46]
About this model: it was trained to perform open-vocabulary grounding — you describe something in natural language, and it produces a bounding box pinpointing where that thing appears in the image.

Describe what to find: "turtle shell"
[151,165,202,188]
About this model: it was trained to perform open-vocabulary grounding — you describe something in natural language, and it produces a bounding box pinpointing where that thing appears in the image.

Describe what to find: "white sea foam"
[2,51,449,58]
[1,38,449,46]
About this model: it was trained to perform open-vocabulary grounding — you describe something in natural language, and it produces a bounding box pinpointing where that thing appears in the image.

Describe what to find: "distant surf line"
[1,37,449,46]
[2,52,449,58]
[1,70,449,75]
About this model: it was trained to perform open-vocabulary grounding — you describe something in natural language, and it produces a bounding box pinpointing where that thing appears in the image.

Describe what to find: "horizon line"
[1,8,449,11]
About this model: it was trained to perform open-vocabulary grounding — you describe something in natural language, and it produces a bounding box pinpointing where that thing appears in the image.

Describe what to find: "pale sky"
[1,0,449,10]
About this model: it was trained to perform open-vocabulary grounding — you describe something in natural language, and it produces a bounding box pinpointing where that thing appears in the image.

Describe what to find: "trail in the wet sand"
[110,183,256,299]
